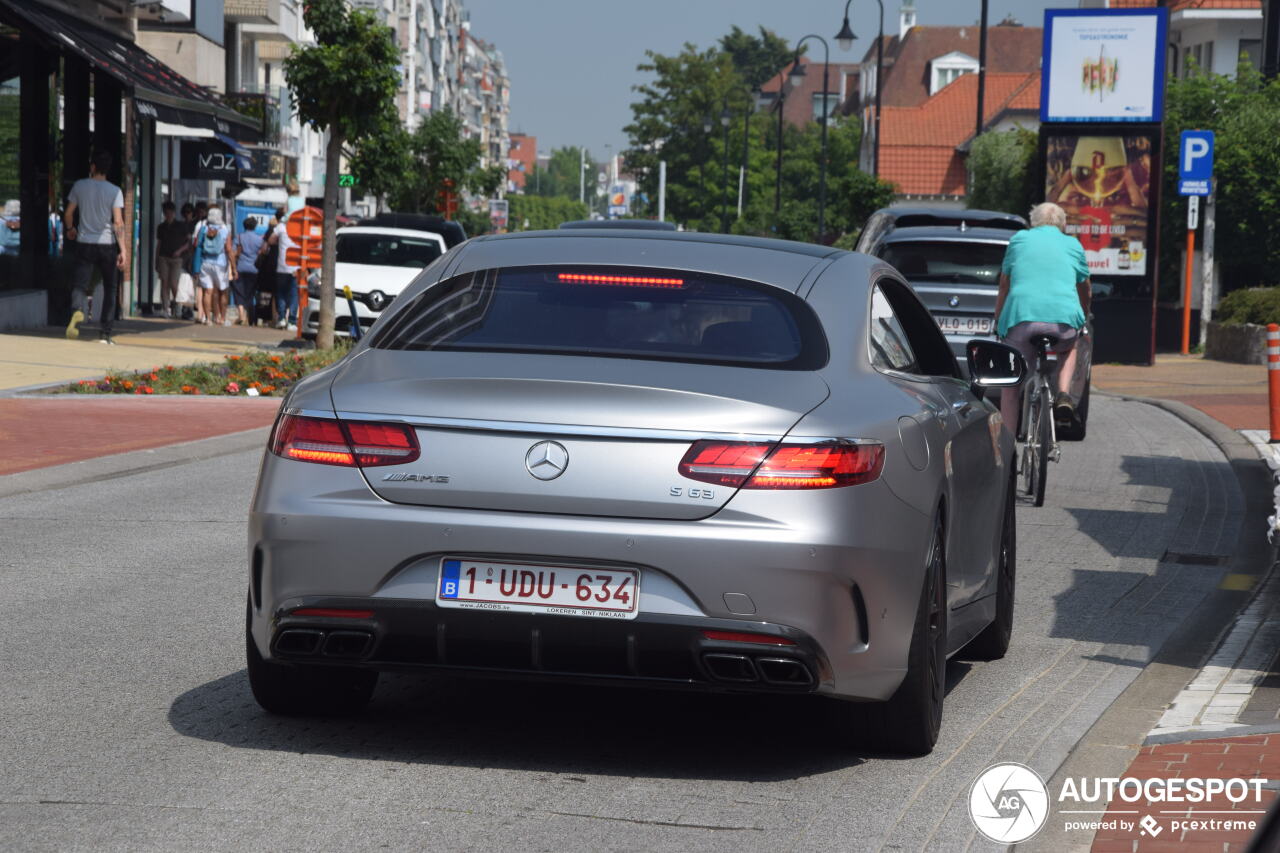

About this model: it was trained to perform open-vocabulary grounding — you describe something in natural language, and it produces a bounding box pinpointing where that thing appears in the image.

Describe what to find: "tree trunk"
[318,129,343,350]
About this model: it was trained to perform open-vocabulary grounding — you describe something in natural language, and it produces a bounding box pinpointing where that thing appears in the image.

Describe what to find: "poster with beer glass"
[1044,132,1153,277]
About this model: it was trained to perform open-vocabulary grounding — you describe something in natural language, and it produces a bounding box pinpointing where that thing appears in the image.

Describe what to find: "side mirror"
[966,339,1026,393]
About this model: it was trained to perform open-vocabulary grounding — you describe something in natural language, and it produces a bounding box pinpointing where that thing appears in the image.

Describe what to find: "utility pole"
[976,0,989,140]
[1264,0,1280,78]
[578,147,585,204]
[1200,182,1217,348]
[658,160,666,222]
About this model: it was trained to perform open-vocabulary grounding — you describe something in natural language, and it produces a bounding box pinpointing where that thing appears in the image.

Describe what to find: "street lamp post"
[835,0,883,178]
[720,106,731,232]
[740,92,757,218]
[789,35,831,243]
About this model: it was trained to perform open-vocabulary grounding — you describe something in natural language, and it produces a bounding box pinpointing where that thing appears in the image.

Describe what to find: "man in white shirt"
[265,206,299,329]
[64,150,127,344]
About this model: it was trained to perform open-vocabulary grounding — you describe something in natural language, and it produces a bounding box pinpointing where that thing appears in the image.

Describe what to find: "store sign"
[1041,9,1168,123]
[179,141,241,180]
[488,198,509,230]
[1044,131,1155,276]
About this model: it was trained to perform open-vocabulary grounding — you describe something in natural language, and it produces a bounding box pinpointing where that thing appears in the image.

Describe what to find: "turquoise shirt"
[997,225,1089,337]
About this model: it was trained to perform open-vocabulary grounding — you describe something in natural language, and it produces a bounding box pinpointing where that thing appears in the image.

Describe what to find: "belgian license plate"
[938,315,992,335]
[436,559,640,620]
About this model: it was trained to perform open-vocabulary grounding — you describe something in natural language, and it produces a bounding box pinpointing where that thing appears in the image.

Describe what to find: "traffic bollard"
[1270,324,1280,442]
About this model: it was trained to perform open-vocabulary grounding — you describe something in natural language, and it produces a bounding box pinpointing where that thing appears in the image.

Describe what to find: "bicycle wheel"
[1033,385,1051,507]
[1020,386,1038,497]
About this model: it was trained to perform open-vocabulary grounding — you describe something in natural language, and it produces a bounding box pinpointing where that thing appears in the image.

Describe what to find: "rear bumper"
[258,597,830,695]
[248,455,935,702]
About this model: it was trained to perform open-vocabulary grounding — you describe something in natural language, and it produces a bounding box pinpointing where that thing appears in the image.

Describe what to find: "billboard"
[1044,132,1154,277]
[1041,9,1167,123]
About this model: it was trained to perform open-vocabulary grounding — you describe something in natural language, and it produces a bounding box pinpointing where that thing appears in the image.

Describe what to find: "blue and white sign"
[1041,8,1168,123]
[1178,130,1215,196]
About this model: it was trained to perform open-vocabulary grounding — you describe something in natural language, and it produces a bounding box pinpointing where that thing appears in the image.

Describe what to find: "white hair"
[205,207,223,225]
[1029,202,1067,230]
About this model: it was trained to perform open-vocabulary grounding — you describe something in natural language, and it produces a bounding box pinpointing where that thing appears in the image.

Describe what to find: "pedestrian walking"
[264,207,299,330]
[993,202,1091,432]
[193,207,236,326]
[155,201,188,317]
[285,179,305,216]
[64,149,127,344]
[233,216,264,326]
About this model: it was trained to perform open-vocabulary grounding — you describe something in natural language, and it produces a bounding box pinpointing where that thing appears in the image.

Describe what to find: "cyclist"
[993,202,1091,435]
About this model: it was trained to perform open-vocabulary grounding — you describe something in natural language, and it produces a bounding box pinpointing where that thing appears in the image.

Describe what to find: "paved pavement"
[1093,354,1269,431]
[0,316,293,393]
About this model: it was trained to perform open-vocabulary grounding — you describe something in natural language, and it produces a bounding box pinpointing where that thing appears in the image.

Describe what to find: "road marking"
[1220,573,1256,591]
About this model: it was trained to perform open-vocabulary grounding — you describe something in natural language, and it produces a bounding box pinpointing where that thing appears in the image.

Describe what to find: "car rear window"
[337,233,442,268]
[879,241,1006,285]
[370,266,827,369]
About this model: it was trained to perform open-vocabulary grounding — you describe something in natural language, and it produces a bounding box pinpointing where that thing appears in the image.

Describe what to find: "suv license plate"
[938,316,992,334]
[436,559,640,620]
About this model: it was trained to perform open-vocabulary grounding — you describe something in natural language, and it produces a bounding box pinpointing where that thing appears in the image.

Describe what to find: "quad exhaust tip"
[274,628,374,660]
[701,652,815,688]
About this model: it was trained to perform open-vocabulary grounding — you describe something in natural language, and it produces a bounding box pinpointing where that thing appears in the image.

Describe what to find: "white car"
[304,226,449,338]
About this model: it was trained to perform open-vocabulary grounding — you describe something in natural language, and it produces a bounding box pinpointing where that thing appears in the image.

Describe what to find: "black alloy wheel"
[870,513,947,755]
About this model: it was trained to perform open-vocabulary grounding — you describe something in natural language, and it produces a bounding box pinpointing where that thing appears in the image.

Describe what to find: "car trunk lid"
[330,350,829,519]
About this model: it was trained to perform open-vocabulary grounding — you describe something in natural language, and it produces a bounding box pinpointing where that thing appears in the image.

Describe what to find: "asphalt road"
[0,396,1244,852]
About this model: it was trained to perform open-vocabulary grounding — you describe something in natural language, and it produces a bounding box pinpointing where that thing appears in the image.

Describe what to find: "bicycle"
[1018,333,1062,507]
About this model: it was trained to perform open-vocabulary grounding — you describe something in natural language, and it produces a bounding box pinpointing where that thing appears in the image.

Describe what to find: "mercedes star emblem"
[948,295,960,308]
[525,440,569,480]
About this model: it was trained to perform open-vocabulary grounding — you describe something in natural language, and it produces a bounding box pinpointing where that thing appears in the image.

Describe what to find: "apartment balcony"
[224,88,289,145]
[225,0,279,25]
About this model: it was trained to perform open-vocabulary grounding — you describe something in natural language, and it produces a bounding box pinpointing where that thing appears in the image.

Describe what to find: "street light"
[836,0,883,178]
[790,34,831,243]
[757,84,787,232]
[720,107,732,232]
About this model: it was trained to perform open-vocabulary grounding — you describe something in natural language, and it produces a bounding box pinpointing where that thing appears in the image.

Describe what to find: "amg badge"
[382,472,450,483]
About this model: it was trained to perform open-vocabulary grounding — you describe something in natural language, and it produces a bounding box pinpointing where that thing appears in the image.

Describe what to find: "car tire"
[868,513,947,756]
[1057,378,1090,441]
[245,595,378,716]
[965,475,1016,660]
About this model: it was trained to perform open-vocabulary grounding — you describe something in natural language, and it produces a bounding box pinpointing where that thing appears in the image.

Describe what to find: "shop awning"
[0,0,262,143]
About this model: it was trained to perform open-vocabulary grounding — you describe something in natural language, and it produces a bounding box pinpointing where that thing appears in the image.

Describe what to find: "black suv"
[857,207,1092,439]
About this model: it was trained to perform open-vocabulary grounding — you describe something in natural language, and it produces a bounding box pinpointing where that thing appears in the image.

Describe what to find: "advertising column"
[1039,8,1168,364]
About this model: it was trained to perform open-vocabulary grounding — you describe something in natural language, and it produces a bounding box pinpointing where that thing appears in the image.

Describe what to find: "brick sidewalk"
[1090,734,1277,851]
[0,397,280,475]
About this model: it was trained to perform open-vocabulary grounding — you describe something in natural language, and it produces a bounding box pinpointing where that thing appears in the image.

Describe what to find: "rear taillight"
[270,414,420,467]
[679,439,884,489]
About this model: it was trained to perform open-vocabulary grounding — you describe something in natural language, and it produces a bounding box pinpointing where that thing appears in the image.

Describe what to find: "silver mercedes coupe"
[246,228,1025,755]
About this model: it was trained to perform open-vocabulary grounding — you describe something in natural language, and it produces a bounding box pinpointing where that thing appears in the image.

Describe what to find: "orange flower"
[142,386,154,394]
[270,356,281,364]
[149,372,159,381]
[122,380,134,391]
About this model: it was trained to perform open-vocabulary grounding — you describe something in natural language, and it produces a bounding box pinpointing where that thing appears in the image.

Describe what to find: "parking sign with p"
[1178,130,1214,196]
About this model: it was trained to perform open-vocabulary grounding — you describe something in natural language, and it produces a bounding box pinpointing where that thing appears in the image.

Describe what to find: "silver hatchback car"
[247,229,1023,755]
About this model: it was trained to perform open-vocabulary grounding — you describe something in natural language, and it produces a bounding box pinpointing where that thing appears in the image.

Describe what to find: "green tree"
[284,0,399,349]
[1160,62,1280,297]
[966,127,1038,216]
[623,32,891,242]
[718,25,796,91]
[351,108,506,218]
[525,146,599,207]
[508,196,590,231]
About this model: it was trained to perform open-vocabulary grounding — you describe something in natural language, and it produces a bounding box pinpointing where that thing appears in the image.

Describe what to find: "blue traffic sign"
[1178,130,1214,196]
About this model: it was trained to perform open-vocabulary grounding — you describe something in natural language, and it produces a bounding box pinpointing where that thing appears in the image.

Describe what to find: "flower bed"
[60,346,350,397]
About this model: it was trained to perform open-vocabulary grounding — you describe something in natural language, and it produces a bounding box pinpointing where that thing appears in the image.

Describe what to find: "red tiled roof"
[861,25,1043,108]
[1109,0,1258,8]
[878,71,1040,197]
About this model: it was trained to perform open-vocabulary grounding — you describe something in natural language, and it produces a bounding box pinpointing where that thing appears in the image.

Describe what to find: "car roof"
[473,229,842,260]
[879,225,1017,244]
[558,219,679,231]
[871,206,1027,231]
[337,226,447,243]
[358,212,467,247]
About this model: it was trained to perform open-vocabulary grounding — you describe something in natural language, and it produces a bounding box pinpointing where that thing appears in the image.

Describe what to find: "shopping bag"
[176,271,195,305]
